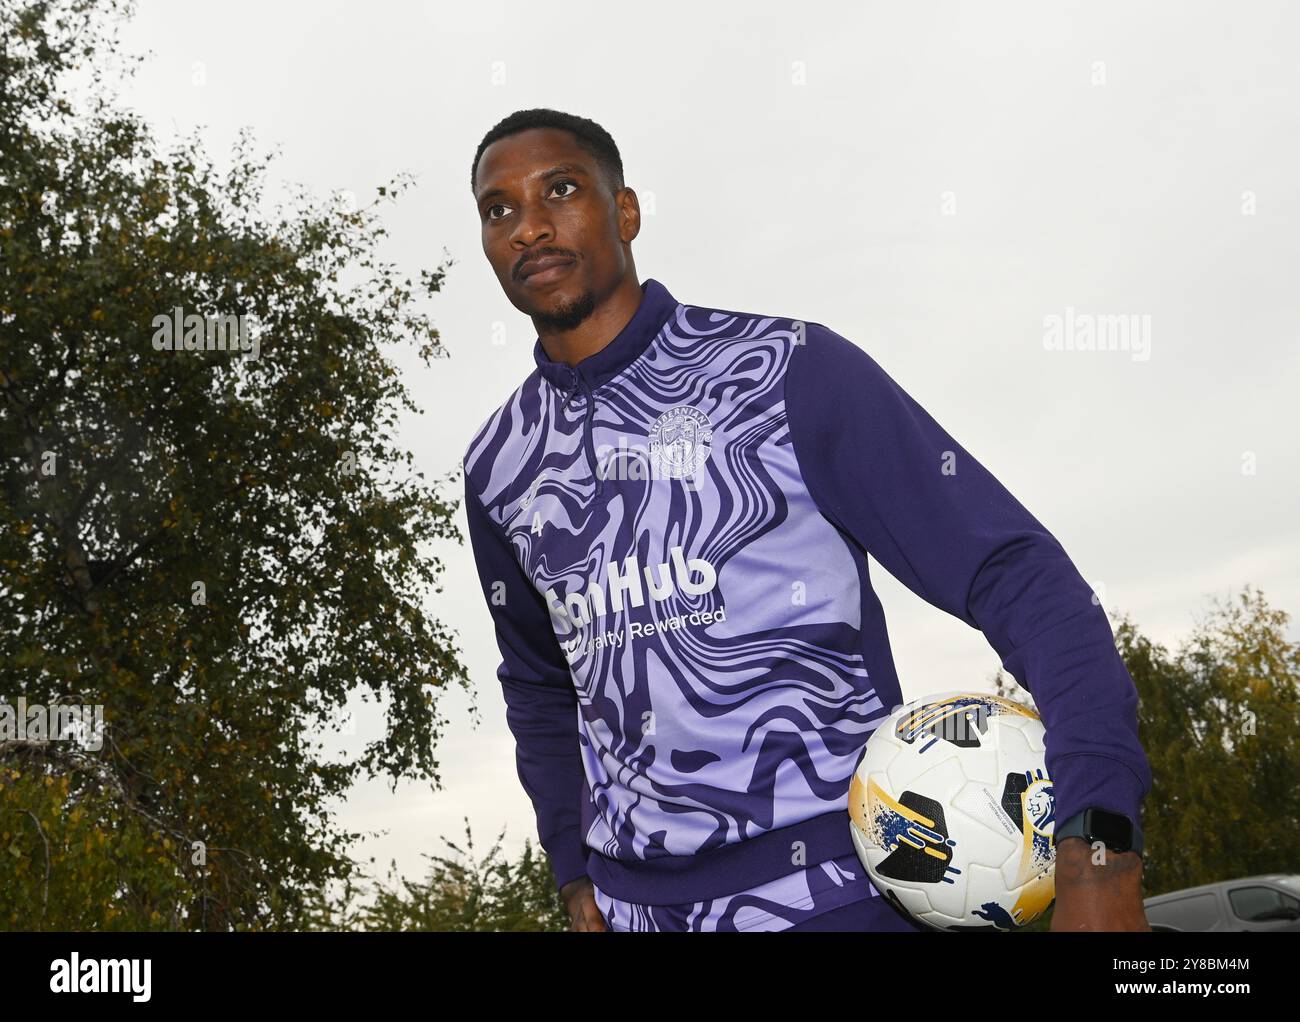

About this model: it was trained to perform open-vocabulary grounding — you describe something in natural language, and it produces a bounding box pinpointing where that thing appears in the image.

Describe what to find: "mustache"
[515,250,577,279]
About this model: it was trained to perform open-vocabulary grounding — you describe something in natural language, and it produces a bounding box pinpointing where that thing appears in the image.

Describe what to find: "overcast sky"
[109,0,1300,897]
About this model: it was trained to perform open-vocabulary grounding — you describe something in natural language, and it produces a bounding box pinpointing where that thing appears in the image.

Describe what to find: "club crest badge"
[649,405,712,480]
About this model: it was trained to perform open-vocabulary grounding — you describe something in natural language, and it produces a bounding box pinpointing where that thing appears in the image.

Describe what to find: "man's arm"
[784,322,1153,928]
[462,468,605,929]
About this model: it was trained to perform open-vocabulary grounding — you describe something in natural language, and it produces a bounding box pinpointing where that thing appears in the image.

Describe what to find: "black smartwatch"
[1054,807,1143,858]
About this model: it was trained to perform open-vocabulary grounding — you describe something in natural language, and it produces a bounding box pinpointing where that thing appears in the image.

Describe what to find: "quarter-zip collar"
[532,278,679,500]
[532,277,678,392]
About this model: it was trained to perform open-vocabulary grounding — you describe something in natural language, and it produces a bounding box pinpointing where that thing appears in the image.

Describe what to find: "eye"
[485,180,579,223]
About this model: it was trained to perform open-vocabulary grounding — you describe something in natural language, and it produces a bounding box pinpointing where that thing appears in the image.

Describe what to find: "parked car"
[1144,874,1300,931]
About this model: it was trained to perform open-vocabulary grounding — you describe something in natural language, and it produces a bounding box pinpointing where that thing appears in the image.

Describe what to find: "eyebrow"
[477,164,588,209]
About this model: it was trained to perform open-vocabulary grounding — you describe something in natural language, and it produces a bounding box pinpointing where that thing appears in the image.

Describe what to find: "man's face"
[475,127,637,331]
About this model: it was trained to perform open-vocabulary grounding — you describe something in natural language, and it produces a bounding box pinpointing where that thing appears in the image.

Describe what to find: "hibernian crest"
[649,405,712,480]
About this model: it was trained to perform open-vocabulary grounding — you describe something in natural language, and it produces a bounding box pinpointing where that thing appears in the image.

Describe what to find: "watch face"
[1087,809,1133,850]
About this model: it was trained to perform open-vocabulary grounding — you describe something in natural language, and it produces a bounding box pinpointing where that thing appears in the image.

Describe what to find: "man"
[462,107,1152,932]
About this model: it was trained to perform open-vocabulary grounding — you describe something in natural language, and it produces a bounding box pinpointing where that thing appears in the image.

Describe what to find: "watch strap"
[1055,807,1144,857]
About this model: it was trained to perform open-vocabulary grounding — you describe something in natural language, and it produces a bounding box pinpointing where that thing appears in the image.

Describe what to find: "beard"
[531,287,596,333]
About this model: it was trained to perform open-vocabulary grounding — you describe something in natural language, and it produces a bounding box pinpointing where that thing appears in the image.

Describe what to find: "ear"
[616,187,642,244]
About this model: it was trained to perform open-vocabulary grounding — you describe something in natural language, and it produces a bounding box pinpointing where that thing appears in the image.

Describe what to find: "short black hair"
[470,108,624,198]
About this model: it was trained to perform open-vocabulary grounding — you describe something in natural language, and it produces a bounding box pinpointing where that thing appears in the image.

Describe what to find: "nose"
[510,206,555,259]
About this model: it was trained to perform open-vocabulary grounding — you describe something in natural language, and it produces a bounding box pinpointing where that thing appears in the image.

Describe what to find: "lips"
[519,255,576,283]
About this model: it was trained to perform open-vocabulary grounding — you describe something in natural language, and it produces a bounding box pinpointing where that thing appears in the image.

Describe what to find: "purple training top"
[462,277,1152,909]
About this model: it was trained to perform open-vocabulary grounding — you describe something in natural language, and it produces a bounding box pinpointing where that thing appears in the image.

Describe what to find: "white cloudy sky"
[105,0,1299,895]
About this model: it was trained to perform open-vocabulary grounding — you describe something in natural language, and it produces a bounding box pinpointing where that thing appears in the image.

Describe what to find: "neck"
[536,275,645,368]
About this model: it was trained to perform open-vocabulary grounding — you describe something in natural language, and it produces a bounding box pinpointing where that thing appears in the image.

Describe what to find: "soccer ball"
[848,691,1056,931]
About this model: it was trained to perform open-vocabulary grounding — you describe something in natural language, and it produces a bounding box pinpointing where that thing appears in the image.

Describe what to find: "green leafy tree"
[1,0,470,929]
[303,818,569,932]
[1126,584,1299,896]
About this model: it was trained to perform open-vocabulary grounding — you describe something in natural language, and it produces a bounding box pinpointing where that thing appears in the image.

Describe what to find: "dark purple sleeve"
[462,470,589,891]
[784,322,1152,832]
